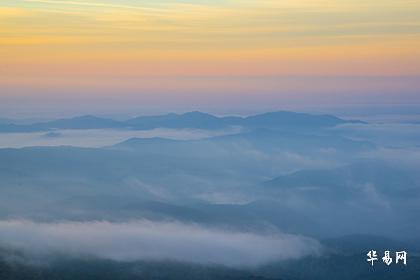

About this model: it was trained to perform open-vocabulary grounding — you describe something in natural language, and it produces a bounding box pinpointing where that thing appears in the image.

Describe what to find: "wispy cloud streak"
[24,0,168,13]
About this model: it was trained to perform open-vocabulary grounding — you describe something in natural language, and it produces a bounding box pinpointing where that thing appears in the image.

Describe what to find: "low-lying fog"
[0,127,242,148]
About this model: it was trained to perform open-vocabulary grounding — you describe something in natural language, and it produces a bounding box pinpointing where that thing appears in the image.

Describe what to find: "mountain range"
[0,111,364,132]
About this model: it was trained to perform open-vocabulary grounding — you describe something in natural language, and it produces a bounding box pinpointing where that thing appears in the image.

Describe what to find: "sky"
[1,0,420,118]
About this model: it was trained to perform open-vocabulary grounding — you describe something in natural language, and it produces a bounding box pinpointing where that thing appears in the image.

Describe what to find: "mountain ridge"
[0,111,365,132]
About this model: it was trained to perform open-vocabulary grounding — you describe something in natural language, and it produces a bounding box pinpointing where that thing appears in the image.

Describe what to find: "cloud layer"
[0,220,321,267]
[0,127,241,148]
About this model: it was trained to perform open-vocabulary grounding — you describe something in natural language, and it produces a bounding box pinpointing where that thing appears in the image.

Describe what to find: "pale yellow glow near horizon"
[1,0,420,92]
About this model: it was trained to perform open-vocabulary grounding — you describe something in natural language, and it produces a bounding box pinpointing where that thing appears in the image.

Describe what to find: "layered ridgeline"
[0,111,363,132]
[0,111,418,279]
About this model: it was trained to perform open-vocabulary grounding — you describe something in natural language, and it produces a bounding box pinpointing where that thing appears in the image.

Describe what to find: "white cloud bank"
[0,220,321,267]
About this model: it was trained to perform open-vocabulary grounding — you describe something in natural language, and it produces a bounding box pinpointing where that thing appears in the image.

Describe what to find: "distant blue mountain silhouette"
[0,111,364,132]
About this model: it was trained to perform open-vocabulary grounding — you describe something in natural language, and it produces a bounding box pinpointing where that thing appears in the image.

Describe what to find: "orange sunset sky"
[1,0,420,117]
